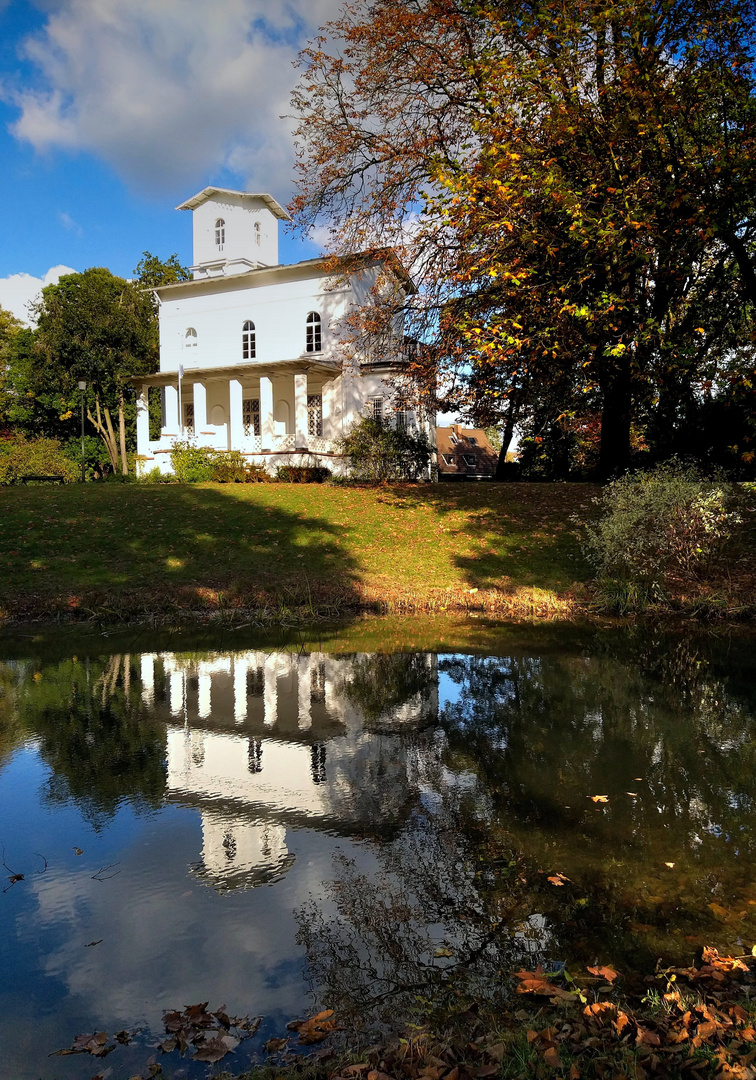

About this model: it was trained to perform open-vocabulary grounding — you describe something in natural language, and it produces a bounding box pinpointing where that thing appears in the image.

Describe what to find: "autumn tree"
[292,0,756,477]
[33,268,158,475]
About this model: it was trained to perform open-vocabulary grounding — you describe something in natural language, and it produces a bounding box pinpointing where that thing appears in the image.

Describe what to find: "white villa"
[134,187,433,475]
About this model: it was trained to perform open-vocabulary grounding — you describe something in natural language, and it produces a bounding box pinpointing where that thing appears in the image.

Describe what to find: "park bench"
[18,474,65,485]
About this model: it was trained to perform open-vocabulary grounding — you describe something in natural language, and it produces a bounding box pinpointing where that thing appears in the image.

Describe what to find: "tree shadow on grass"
[1,483,365,619]
[375,481,599,593]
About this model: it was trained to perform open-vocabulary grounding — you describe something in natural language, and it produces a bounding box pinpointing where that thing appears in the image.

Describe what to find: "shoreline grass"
[1,481,753,626]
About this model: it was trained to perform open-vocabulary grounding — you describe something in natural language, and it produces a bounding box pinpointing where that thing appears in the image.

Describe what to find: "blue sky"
[0,0,341,322]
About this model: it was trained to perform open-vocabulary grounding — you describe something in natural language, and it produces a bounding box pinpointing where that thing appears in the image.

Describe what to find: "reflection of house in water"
[138,650,438,892]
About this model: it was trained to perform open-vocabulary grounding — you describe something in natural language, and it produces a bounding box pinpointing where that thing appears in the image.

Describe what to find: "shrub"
[63,435,112,480]
[169,440,216,483]
[0,435,79,485]
[581,459,743,592]
[211,451,272,483]
[275,464,331,483]
[136,465,177,484]
[338,415,431,481]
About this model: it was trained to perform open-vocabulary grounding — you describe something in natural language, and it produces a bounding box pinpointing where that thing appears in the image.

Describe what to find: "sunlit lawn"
[1,481,597,614]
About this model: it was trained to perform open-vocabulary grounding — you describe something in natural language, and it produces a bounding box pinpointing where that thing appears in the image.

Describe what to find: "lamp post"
[77,380,87,483]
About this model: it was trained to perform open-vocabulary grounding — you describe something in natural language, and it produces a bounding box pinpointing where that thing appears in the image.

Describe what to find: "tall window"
[215,218,225,249]
[306,311,322,353]
[243,398,260,436]
[185,327,197,347]
[254,221,261,246]
[242,320,255,359]
[184,402,194,433]
[307,394,322,436]
[369,396,383,420]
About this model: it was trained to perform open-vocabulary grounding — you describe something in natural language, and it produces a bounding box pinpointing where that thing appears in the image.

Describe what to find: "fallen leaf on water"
[288,1009,338,1044]
[8,873,24,884]
[665,862,676,868]
[434,947,454,957]
[264,1037,289,1054]
[514,968,575,1002]
[589,795,609,803]
[73,848,83,856]
[626,792,638,797]
[192,1033,239,1063]
[547,873,570,886]
[85,940,103,947]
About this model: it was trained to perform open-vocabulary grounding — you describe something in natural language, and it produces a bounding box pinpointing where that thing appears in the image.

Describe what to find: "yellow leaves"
[589,794,609,803]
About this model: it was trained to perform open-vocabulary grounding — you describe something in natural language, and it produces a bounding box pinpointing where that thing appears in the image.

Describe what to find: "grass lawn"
[0,481,597,621]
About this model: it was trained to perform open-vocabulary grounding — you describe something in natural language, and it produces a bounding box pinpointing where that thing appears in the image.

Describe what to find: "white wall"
[160,269,351,372]
[191,193,279,270]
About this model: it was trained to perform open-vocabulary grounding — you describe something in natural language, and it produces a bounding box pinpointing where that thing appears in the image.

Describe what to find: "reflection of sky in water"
[1,632,756,1079]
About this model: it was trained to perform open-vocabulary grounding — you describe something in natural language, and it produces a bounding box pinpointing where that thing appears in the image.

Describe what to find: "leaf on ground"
[514,968,575,1001]
[548,873,570,886]
[587,965,619,983]
[543,1046,561,1067]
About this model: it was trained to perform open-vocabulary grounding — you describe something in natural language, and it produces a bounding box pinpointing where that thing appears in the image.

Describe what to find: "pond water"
[1,619,756,1079]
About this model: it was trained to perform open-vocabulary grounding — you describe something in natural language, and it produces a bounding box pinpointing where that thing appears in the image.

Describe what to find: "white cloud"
[58,209,81,235]
[0,264,77,325]
[4,0,344,197]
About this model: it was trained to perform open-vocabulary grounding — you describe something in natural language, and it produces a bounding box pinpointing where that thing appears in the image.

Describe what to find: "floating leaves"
[159,1001,260,1063]
[287,1009,339,1044]
[588,794,609,803]
[51,1031,115,1058]
[547,873,571,886]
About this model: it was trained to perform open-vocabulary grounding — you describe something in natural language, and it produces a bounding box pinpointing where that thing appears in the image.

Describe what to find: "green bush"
[211,451,271,483]
[0,435,80,485]
[275,464,331,483]
[63,435,112,480]
[581,459,743,592]
[338,415,431,481]
[169,440,216,483]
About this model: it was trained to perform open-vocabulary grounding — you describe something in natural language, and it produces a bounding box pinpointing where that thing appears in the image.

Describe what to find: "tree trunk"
[598,360,632,480]
[494,398,522,480]
[118,390,129,475]
[88,397,119,472]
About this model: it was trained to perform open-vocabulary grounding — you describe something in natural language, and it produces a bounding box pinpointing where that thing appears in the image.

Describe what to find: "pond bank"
[2,481,753,628]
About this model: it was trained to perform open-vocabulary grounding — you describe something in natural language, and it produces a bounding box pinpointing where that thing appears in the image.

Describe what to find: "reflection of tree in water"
[435,633,756,967]
[11,654,166,828]
[296,805,541,1025]
[298,632,756,1016]
[339,653,437,731]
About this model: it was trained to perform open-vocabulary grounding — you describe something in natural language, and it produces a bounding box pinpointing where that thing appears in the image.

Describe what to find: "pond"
[1,618,755,1079]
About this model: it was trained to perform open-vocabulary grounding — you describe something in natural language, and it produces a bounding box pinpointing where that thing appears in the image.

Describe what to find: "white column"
[297,654,312,731]
[294,372,308,448]
[164,384,179,433]
[260,376,274,449]
[136,385,150,457]
[229,378,244,451]
[140,653,155,706]
[169,669,184,717]
[198,672,212,719]
[263,655,278,727]
[193,382,207,430]
[234,658,248,724]
[322,379,335,441]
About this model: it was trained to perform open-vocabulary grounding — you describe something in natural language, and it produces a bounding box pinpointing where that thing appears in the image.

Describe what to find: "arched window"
[185,327,197,347]
[242,320,255,360]
[254,221,261,246]
[215,218,225,249]
[306,311,322,353]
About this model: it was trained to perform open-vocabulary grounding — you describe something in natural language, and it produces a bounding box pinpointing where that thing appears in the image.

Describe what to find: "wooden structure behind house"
[436,426,498,480]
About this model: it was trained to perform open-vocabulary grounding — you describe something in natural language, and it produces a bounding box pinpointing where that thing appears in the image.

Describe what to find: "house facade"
[134,187,433,475]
